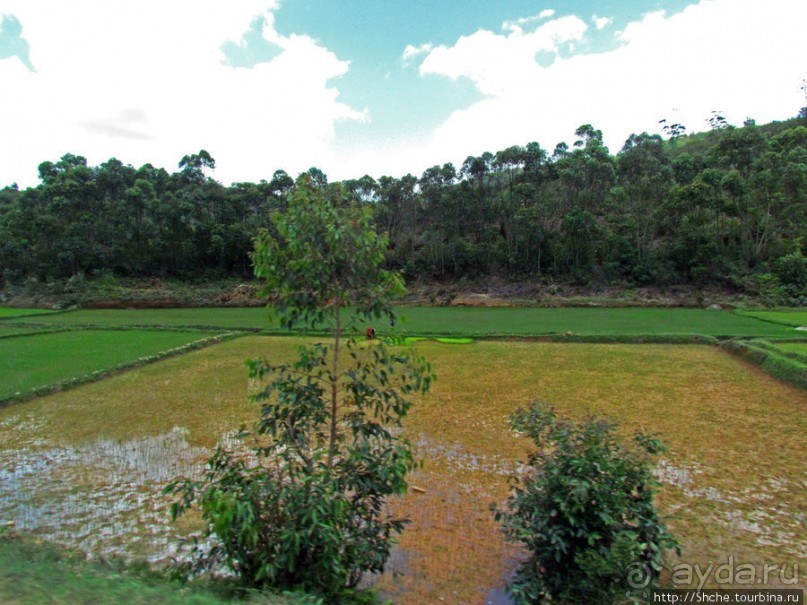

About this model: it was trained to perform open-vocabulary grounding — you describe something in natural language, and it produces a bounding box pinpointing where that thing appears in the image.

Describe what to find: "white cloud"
[419,16,588,96]
[402,42,434,64]
[0,0,364,187]
[83,109,153,141]
[385,0,806,174]
[503,9,557,34]
[593,15,613,30]
[2,0,805,188]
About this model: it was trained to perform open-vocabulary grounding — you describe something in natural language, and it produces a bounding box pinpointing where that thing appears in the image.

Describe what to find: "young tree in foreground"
[167,174,432,601]
[494,402,678,604]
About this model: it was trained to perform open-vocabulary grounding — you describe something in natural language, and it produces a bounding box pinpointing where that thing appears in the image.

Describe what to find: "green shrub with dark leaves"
[494,402,678,604]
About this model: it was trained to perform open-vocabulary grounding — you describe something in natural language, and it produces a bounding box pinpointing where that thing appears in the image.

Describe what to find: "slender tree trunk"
[327,302,341,469]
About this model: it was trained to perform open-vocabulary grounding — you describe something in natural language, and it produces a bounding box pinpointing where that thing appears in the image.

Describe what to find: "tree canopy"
[2,115,806,301]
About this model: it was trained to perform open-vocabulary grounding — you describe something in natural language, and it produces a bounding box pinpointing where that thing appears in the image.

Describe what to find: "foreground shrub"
[166,175,432,602]
[494,402,678,604]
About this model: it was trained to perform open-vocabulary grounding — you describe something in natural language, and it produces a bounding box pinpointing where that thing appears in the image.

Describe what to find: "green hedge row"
[720,340,807,391]
[747,339,807,365]
[0,331,246,408]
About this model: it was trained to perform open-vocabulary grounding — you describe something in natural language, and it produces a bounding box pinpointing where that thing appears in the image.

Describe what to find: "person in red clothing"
[365,327,376,340]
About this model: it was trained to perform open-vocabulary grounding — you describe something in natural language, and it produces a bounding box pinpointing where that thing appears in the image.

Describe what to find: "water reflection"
[0,425,208,563]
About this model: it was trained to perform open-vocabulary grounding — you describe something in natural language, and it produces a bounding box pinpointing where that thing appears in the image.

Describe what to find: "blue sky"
[267,0,697,151]
[273,2,689,122]
[0,0,804,187]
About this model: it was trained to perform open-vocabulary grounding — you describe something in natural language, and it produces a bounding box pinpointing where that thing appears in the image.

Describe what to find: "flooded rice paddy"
[0,417,207,563]
[1,336,806,603]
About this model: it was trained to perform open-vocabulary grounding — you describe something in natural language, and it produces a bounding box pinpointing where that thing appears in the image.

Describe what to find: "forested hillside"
[1,116,806,303]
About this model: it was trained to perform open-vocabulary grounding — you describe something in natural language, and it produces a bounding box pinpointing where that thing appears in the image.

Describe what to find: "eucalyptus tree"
[375,174,419,271]
[167,174,432,600]
[616,133,673,269]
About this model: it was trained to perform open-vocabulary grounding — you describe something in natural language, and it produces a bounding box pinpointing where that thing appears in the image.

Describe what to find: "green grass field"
[0,530,310,605]
[391,306,800,337]
[3,306,802,338]
[0,307,57,318]
[0,325,59,338]
[0,531,228,605]
[0,329,223,401]
[777,341,807,351]
[2,307,274,330]
[774,342,807,355]
[736,309,807,327]
[1,336,803,603]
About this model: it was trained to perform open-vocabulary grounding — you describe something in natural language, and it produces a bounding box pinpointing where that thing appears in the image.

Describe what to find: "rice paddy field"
[775,342,807,355]
[0,308,57,318]
[0,329,228,402]
[0,324,58,339]
[4,308,276,331]
[736,309,807,328]
[3,306,804,338]
[1,322,805,604]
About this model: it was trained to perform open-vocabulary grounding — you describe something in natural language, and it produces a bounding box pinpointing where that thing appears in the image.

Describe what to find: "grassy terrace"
[0,307,57,318]
[0,324,58,338]
[0,329,229,402]
[387,306,802,338]
[776,342,807,354]
[736,309,807,328]
[3,306,804,338]
[2,307,276,331]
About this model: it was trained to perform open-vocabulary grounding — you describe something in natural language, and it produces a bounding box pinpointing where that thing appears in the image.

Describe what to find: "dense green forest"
[1,116,806,302]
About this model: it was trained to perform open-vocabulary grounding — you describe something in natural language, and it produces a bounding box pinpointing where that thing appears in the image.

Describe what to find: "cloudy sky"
[1,0,804,188]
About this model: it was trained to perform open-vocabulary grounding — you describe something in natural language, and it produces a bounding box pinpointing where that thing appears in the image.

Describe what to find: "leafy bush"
[166,175,432,602]
[494,402,678,604]
[774,253,807,295]
[745,255,807,306]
